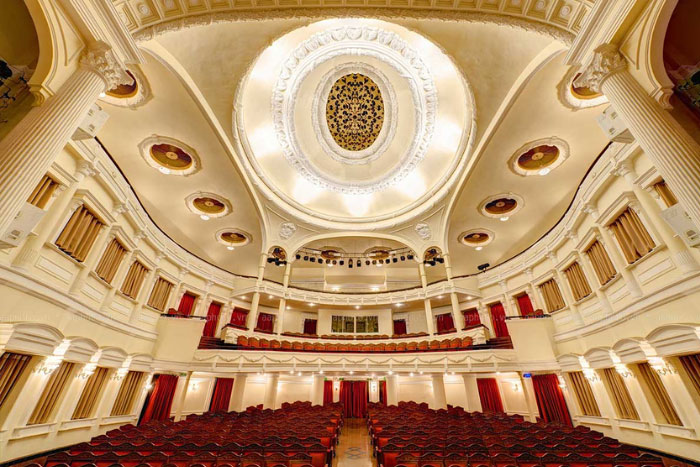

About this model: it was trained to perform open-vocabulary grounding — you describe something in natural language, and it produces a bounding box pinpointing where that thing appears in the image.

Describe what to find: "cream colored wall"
[397,376,433,405]
[276,377,313,407]
[241,375,267,409]
[444,374,468,409]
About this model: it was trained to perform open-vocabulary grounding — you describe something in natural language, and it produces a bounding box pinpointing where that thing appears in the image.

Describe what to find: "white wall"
[397,376,433,405]
[241,375,267,409]
[276,376,313,407]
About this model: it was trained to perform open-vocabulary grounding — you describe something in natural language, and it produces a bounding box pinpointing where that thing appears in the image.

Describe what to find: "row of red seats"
[41,402,342,467]
[367,402,663,467]
[280,332,430,340]
[236,336,473,352]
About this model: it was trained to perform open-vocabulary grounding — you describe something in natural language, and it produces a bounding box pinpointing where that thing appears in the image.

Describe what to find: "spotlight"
[385,259,390,264]
[325,259,331,264]
[437,258,444,264]
[392,258,398,263]
[357,260,361,267]
[349,263,353,268]
[332,260,337,265]
[407,255,414,260]
[400,256,405,261]
[310,257,316,263]
[372,260,377,265]
[267,258,273,263]
[303,256,309,261]
[296,254,301,260]
[366,260,370,266]
[477,263,490,271]
[339,260,344,266]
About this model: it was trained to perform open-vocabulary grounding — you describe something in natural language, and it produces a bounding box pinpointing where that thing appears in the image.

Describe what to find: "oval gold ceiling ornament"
[326,73,385,152]
[216,229,252,248]
[508,137,570,177]
[459,228,495,249]
[139,135,201,176]
[186,192,232,219]
[478,193,524,220]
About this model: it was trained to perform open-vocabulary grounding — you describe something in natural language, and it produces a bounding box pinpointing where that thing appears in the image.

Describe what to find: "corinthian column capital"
[80,43,131,91]
[575,44,627,93]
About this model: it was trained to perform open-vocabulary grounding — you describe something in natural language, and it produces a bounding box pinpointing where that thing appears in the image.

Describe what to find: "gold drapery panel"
[585,240,616,285]
[600,368,639,420]
[0,352,31,410]
[55,205,104,262]
[653,180,678,207]
[111,371,145,416]
[27,174,59,209]
[147,277,173,311]
[538,278,565,312]
[637,362,682,426]
[72,367,110,420]
[95,238,127,284]
[28,361,75,425]
[679,354,700,396]
[563,262,592,301]
[567,371,601,417]
[609,208,655,264]
[120,261,149,299]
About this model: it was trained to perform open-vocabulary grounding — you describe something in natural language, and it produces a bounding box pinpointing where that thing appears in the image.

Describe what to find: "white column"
[423,298,435,335]
[311,374,324,406]
[519,374,539,422]
[0,46,129,237]
[248,292,261,330]
[172,371,191,422]
[461,374,481,412]
[386,375,399,406]
[264,373,279,409]
[229,373,247,412]
[524,268,543,311]
[431,373,447,409]
[577,43,700,230]
[276,261,293,334]
[12,161,96,269]
[450,293,464,330]
[477,302,493,337]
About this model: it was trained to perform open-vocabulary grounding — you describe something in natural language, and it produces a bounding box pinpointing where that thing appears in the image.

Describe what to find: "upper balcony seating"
[368,401,664,467]
[42,401,342,467]
[233,336,474,353]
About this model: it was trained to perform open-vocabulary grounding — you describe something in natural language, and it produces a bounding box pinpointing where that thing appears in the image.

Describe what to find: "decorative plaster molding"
[99,65,152,108]
[279,222,297,240]
[80,44,131,90]
[557,66,608,110]
[137,135,202,177]
[575,44,626,93]
[271,26,437,194]
[415,223,432,241]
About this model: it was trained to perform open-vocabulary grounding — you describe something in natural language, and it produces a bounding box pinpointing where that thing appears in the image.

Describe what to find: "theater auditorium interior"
[1,0,700,466]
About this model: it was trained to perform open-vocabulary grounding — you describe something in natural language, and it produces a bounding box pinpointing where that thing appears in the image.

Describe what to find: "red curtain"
[256,312,275,332]
[489,302,509,337]
[303,319,318,335]
[436,313,455,333]
[323,380,334,406]
[229,307,248,327]
[339,380,368,418]
[517,294,535,317]
[208,377,234,412]
[393,319,407,335]
[379,380,387,406]
[202,302,222,337]
[532,374,573,426]
[463,308,481,328]
[176,293,197,316]
[140,374,178,424]
[477,378,504,413]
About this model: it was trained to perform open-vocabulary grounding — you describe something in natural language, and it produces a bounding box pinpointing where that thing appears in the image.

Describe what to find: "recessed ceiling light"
[331,286,340,291]
[286,305,291,310]
[268,295,273,299]
[475,246,483,251]
[200,214,210,221]
[99,92,106,98]
[395,303,403,307]
[409,372,414,377]
[500,216,509,222]
[387,370,393,375]
[349,370,354,375]
[371,286,380,291]
[158,167,171,175]
[466,296,472,300]
[355,305,360,309]
[539,168,551,176]
[319,370,324,374]
[308,303,315,307]
[437,295,443,299]
[227,246,235,251]
[241,296,247,300]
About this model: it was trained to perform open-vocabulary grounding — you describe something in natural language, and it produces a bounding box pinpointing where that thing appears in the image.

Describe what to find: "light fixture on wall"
[614,363,633,378]
[189,381,199,391]
[512,381,521,392]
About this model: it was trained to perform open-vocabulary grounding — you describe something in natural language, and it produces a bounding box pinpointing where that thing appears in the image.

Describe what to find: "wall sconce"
[614,363,633,378]
[38,355,62,375]
[79,363,97,379]
[582,368,598,382]
[370,381,377,392]
[512,382,521,392]
[649,357,676,376]
[189,381,199,391]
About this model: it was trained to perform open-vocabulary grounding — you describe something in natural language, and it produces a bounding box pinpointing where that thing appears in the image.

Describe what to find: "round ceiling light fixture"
[186,192,232,219]
[139,135,201,176]
[508,137,569,177]
[479,193,524,219]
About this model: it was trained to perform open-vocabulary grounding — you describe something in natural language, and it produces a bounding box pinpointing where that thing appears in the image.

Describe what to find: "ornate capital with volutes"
[80,44,131,91]
[574,44,627,93]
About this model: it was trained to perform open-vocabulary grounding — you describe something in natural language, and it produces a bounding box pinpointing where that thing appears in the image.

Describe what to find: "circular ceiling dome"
[326,73,384,152]
[234,18,474,227]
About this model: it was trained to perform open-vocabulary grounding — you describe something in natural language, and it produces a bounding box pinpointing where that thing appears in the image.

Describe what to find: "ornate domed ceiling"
[235,19,473,225]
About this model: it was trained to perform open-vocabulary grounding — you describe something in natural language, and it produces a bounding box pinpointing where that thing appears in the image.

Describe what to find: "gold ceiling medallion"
[518,145,559,170]
[216,229,252,248]
[186,192,231,219]
[193,197,226,214]
[326,73,384,152]
[508,137,569,177]
[479,193,524,219]
[150,143,193,173]
[460,229,495,249]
